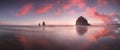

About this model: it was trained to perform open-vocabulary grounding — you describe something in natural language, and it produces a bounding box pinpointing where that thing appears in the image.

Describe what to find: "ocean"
[0,25,120,50]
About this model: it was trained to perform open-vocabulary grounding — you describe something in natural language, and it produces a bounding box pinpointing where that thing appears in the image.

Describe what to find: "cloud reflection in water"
[0,26,120,50]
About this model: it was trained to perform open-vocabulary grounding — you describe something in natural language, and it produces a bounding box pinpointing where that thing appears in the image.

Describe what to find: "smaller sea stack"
[42,21,46,26]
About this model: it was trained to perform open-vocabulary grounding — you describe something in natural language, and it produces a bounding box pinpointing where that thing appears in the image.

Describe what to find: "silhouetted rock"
[42,21,46,26]
[38,23,41,27]
[76,16,90,26]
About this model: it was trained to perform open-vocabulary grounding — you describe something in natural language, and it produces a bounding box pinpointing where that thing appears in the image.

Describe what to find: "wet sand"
[0,25,120,50]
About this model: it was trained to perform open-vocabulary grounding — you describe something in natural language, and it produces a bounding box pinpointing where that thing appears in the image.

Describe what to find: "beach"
[0,25,120,50]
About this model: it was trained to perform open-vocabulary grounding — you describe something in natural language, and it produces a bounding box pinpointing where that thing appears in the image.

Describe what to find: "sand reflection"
[0,26,120,50]
[76,26,88,35]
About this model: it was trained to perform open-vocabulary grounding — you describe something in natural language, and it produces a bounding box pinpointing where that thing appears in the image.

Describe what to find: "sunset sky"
[0,0,120,25]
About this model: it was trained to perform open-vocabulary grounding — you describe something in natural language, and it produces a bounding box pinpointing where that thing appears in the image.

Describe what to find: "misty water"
[0,25,120,50]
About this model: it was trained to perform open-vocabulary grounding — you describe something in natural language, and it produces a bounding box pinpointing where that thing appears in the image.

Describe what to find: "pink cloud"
[77,0,86,8]
[54,8,61,15]
[69,10,75,15]
[16,3,33,16]
[35,4,54,14]
[82,7,110,23]
[112,0,117,3]
[61,0,86,10]
[98,0,107,6]
[56,0,61,4]
[62,4,72,10]
[83,8,119,24]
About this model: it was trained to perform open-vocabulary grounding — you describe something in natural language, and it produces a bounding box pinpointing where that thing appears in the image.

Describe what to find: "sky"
[0,0,120,25]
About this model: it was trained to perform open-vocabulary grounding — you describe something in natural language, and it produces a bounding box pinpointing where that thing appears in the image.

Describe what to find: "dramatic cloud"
[62,4,72,10]
[35,4,54,14]
[112,0,117,3]
[77,0,86,8]
[69,10,75,15]
[108,13,120,23]
[16,3,33,16]
[98,0,107,6]
[61,0,86,10]
[112,0,120,6]
[54,8,61,15]
[82,7,120,24]
[82,7,110,23]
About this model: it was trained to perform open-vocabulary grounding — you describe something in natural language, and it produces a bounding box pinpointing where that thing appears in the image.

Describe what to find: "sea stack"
[38,23,41,27]
[76,16,90,26]
[42,21,46,26]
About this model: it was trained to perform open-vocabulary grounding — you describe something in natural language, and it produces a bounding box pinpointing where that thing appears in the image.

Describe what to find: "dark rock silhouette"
[76,16,90,26]
[42,21,46,26]
[38,23,41,27]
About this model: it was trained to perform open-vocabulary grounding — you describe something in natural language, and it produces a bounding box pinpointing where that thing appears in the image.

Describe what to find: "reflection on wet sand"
[84,26,108,42]
[0,26,120,50]
[76,26,120,50]
[0,33,24,50]
[76,26,88,35]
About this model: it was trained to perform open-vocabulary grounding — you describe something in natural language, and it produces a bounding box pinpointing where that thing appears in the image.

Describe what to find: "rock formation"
[42,21,46,26]
[76,16,90,26]
[38,23,41,27]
